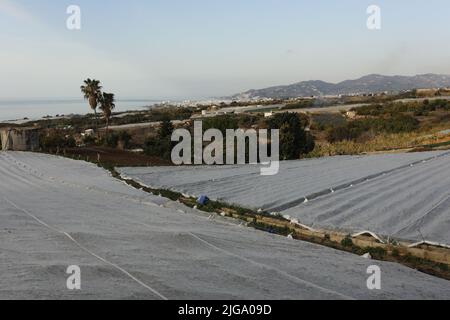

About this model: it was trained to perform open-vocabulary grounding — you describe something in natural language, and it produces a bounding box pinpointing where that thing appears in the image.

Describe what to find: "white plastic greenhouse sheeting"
[282,151,450,244]
[119,151,448,212]
[1,152,450,299]
[119,151,450,244]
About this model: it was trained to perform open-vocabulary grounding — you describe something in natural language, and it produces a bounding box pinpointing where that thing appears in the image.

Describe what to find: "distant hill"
[231,74,450,99]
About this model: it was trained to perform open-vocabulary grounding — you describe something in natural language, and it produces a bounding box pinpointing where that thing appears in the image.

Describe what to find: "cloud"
[0,0,33,22]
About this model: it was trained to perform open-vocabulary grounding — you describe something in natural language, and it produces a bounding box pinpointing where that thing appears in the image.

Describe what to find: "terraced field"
[2,152,450,299]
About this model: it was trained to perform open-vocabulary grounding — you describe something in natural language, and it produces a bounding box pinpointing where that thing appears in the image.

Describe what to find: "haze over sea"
[0,98,163,122]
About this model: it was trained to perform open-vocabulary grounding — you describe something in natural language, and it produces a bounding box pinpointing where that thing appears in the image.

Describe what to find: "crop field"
[283,152,450,244]
[120,152,450,243]
[1,152,450,299]
[120,151,450,244]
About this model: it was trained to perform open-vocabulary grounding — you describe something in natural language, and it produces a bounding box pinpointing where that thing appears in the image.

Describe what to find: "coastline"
[0,98,161,123]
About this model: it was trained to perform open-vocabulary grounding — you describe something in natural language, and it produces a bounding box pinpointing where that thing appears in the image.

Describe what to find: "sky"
[1,0,450,100]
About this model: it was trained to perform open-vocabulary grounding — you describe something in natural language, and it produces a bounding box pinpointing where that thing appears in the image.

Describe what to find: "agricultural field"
[1,152,450,299]
[282,152,450,244]
[119,151,450,245]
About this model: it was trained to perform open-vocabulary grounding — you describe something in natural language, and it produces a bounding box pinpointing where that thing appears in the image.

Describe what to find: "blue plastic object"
[197,195,210,205]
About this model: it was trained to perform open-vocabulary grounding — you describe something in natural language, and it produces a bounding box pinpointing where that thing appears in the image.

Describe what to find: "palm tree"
[80,78,102,129]
[99,92,115,136]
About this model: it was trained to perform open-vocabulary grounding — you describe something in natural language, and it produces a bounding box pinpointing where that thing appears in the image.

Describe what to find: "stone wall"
[0,128,40,151]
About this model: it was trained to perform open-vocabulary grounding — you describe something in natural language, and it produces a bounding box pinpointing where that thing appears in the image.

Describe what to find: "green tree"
[267,113,315,160]
[80,79,102,130]
[99,92,116,136]
[159,118,174,138]
[144,136,173,160]
[144,119,175,160]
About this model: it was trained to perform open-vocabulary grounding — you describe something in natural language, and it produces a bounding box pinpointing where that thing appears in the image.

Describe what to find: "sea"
[0,98,163,122]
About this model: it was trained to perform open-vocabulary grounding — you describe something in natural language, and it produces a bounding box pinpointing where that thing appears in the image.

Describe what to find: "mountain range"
[231,74,450,99]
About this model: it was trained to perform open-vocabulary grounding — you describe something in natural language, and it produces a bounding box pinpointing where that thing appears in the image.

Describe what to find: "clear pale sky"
[1,0,449,100]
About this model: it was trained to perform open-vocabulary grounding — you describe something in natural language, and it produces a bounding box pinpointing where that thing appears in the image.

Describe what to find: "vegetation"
[149,107,193,122]
[267,113,315,160]
[81,79,121,138]
[80,79,102,130]
[353,99,450,117]
[26,79,450,163]
[326,115,419,143]
[227,99,285,107]
[40,130,76,152]
[141,112,317,163]
[281,100,315,110]
[144,118,175,160]
[310,113,346,131]
[303,97,450,157]
[201,115,239,134]
[99,92,116,136]
[100,131,131,149]
[341,234,354,248]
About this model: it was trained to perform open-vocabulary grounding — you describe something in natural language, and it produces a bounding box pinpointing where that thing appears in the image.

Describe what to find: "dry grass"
[308,129,450,157]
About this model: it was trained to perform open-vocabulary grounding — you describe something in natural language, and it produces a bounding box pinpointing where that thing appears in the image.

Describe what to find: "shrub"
[381,114,419,133]
[310,113,346,131]
[144,136,173,160]
[365,247,387,259]
[118,131,132,149]
[105,133,119,148]
[149,107,193,122]
[392,248,400,257]
[65,136,76,148]
[341,234,354,248]
[282,100,315,110]
[354,99,450,117]
[159,119,174,138]
[143,119,175,160]
[101,131,132,149]
[202,115,239,135]
[326,124,366,143]
[267,113,315,160]
[237,114,262,128]
[82,135,97,145]
[327,115,419,143]
[40,131,76,151]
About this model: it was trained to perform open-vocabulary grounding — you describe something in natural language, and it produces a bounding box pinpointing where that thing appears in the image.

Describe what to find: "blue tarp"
[197,195,210,205]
